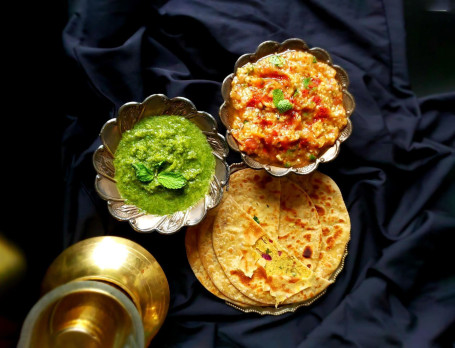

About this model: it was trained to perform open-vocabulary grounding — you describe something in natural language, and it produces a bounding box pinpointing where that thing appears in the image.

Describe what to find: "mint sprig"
[132,161,187,189]
[272,89,284,105]
[157,172,187,189]
[132,163,155,183]
[276,99,293,113]
[272,88,293,113]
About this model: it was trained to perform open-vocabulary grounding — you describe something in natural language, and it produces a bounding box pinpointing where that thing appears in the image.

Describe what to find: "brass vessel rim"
[18,281,145,348]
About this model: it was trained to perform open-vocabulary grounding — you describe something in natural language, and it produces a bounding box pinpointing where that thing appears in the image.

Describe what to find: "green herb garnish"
[253,215,260,224]
[309,154,316,161]
[132,163,155,183]
[303,77,311,89]
[269,55,285,67]
[133,161,187,189]
[312,56,317,63]
[272,89,284,105]
[157,171,187,189]
[276,99,293,113]
[272,89,294,113]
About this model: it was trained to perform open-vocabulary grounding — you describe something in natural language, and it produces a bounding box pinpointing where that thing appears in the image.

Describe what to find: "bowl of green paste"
[93,94,230,234]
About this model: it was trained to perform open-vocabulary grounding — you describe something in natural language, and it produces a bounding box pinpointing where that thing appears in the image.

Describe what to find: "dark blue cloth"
[57,0,455,347]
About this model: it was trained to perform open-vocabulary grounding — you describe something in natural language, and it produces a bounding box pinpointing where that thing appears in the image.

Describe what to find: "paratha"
[278,178,322,271]
[282,276,332,304]
[289,171,350,279]
[227,169,281,237]
[185,224,230,301]
[196,205,264,306]
[185,167,349,310]
[212,196,316,306]
[185,215,249,307]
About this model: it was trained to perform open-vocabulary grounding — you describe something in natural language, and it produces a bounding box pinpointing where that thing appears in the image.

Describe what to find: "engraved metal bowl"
[94,94,230,234]
[220,38,355,177]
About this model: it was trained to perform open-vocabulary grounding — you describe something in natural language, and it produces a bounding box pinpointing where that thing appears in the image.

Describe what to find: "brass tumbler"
[18,236,170,347]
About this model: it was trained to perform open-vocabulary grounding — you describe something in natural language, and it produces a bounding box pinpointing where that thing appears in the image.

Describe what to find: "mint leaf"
[157,172,187,189]
[269,55,284,67]
[272,89,284,106]
[151,160,166,172]
[132,163,155,183]
[277,99,293,113]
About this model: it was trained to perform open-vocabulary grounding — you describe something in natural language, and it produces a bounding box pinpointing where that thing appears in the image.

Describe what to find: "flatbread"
[185,216,248,307]
[196,205,264,306]
[282,276,332,304]
[185,167,350,310]
[212,196,316,306]
[185,225,230,300]
[278,178,322,271]
[227,169,281,237]
[289,171,350,279]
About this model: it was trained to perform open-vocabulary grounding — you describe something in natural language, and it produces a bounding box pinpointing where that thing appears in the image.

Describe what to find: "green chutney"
[114,115,216,215]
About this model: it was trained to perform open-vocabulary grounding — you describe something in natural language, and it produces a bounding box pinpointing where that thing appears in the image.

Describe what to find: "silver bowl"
[93,94,230,234]
[219,38,355,177]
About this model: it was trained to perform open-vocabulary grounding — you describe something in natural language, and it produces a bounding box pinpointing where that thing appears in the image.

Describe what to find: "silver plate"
[219,38,355,177]
[93,94,230,234]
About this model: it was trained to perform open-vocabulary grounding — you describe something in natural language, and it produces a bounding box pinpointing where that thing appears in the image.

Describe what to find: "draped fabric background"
[3,0,454,347]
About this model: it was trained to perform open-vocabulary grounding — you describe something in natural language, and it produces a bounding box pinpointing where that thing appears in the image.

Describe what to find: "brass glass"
[18,281,144,348]
[40,236,170,347]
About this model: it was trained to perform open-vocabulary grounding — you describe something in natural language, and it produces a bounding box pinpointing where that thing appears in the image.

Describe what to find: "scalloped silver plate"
[223,163,350,315]
[94,94,230,234]
[220,38,355,177]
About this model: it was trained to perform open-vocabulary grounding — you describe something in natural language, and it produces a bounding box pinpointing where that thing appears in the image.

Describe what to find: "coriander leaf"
[132,163,155,183]
[269,55,284,67]
[277,99,293,113]
[312,56,317,63]
[303,77,311,89]
[309,154,316,161]
[157,171,187,189]
[253,215,260,224]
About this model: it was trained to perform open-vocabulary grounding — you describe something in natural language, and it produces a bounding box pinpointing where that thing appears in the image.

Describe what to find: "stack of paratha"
[185,168,350,308]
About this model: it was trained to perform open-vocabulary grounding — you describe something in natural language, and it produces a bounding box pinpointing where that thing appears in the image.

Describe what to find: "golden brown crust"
[278,178,322,271]
[289,171,350,279]
[227,169,281,238]
[212,196,316,306]
[196,205,264,306]
[185,168,350,309]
